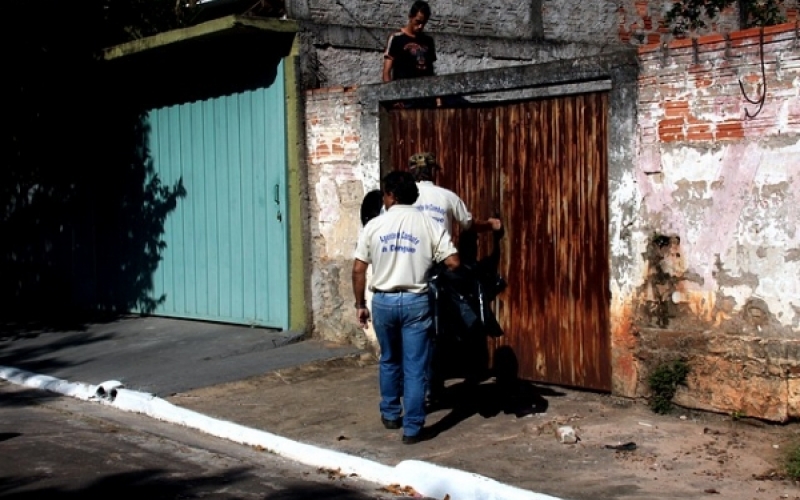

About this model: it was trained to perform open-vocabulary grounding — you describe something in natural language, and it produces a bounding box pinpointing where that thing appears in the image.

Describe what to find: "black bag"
[428,265,504,340]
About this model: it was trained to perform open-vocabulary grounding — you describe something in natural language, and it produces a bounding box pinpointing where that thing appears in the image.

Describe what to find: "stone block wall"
[291,0,538,38]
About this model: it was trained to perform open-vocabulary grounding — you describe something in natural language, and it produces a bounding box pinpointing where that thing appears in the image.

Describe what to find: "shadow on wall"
[1,1,185,332]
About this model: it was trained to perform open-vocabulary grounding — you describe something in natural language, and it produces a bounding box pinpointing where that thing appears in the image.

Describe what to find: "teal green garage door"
[145,63,288,328]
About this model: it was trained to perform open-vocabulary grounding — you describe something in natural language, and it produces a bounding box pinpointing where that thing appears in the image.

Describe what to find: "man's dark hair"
[382,171,419,205]
[409,0,431,18]
[360,189,383,226]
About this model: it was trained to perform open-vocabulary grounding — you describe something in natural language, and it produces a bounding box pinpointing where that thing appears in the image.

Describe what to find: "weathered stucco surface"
[305,87,373,347]
[302,3,800,421]
[610,23,800,421]
[312,43,609,87]
[298,1,799,88]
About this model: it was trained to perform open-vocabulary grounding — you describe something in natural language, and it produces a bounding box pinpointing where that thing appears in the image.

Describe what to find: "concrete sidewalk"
[0,316,361,396]
[2,316,798,500]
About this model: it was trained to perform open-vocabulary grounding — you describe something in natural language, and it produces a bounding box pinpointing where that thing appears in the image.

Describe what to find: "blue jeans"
[371,291,433,437]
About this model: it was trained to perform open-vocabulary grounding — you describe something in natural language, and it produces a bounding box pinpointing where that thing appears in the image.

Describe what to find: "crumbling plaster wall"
[611,23,800,421]
[304,87,375,347]
[300,1,800,422]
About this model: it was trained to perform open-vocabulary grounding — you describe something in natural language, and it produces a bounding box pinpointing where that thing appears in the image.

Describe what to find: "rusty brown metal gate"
[389,92,611,391]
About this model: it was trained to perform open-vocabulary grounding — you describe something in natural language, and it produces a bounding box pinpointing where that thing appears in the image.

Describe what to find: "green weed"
[647,359,690,415]
[784,441,800,481]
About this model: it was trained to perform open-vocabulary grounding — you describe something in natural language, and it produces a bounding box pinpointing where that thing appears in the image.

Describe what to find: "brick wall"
[302,18,800,421]
[299,1,800,88]
[638,24,800,144]
[304,86,372,346]
[610,21,800,420]
[617,0,799,46]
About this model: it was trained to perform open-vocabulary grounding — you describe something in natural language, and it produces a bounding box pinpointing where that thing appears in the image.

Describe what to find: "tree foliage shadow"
[0,469,391,500]
[0,330,116,374]
[1,1,186,329]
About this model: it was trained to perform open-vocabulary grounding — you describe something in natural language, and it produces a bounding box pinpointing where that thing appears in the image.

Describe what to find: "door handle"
[274,184,282,222]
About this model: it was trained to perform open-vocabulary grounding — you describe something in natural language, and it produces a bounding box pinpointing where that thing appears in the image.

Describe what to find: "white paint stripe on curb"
[0,365,562,500]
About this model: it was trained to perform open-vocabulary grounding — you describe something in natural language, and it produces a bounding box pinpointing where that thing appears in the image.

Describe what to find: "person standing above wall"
[383,1,436,82]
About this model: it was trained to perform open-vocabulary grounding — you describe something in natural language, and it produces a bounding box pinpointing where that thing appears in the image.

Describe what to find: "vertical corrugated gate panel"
[389,91,610,391]
[145,62,288,328]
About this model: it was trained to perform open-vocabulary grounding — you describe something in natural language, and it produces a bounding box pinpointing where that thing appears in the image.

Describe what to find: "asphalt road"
[0,382,406,500]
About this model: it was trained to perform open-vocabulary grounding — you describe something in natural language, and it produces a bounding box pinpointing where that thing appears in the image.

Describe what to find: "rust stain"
[389,92,611,391]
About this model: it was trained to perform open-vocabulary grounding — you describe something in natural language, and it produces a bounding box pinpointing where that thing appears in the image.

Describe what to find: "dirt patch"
[170,358,800,500]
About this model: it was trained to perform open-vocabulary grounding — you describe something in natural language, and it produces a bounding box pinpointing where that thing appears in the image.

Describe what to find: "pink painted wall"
[610,22,800,421]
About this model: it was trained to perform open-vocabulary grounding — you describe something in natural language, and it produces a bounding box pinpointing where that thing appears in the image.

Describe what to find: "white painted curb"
[0,365,562,500]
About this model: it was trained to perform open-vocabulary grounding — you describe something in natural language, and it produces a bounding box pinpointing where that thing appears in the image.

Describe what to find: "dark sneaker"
[402,429,433,444]
[381,416,403,430]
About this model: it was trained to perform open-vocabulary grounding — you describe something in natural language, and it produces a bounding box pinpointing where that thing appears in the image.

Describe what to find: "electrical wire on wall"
[738,27,767,119]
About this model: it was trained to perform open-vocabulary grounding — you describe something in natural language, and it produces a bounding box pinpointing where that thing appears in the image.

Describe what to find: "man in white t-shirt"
[409,152,501,236]
[408,152,502,406]
[352,171,459,444]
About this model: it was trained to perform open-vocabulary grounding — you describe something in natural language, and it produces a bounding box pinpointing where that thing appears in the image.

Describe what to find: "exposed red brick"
[762,21,798,36]
[694,76,713,88]
[697,33,726,45]
[668,37,694,50]
[664,100,690,117]
[716,121,745,139]
[687,123,712,133]
[730,27,763,41]
[686,131,714,141]
[658,130,685,142]
[647,33,662,44]
[686,116,710,126]
[742,74,764,84]
[658,118,685,128]
[638,42,661,55]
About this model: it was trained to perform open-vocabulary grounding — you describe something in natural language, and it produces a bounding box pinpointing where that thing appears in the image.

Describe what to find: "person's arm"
[352,259,370,328]
[383,34,398,83]
[382,57,393,82]
[443,253,460,271]
[429,36,437,75]
[481,225,505,274]
[471,217,503,233]
[433,224,460,271]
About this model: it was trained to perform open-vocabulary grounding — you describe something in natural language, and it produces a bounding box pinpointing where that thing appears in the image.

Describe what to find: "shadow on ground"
[0,329,115,374]
[0,469,394,500]
[0,387,63,409]
[426,378,565,438]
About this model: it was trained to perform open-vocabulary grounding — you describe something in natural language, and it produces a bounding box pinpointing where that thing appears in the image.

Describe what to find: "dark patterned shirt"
[384,31,436,80]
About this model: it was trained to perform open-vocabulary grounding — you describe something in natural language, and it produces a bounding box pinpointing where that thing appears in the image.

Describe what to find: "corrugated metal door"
[389,92,610,391]
[145,62,288,328]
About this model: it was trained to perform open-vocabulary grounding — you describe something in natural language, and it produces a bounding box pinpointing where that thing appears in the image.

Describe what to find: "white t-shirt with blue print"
[414,181,473,236]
